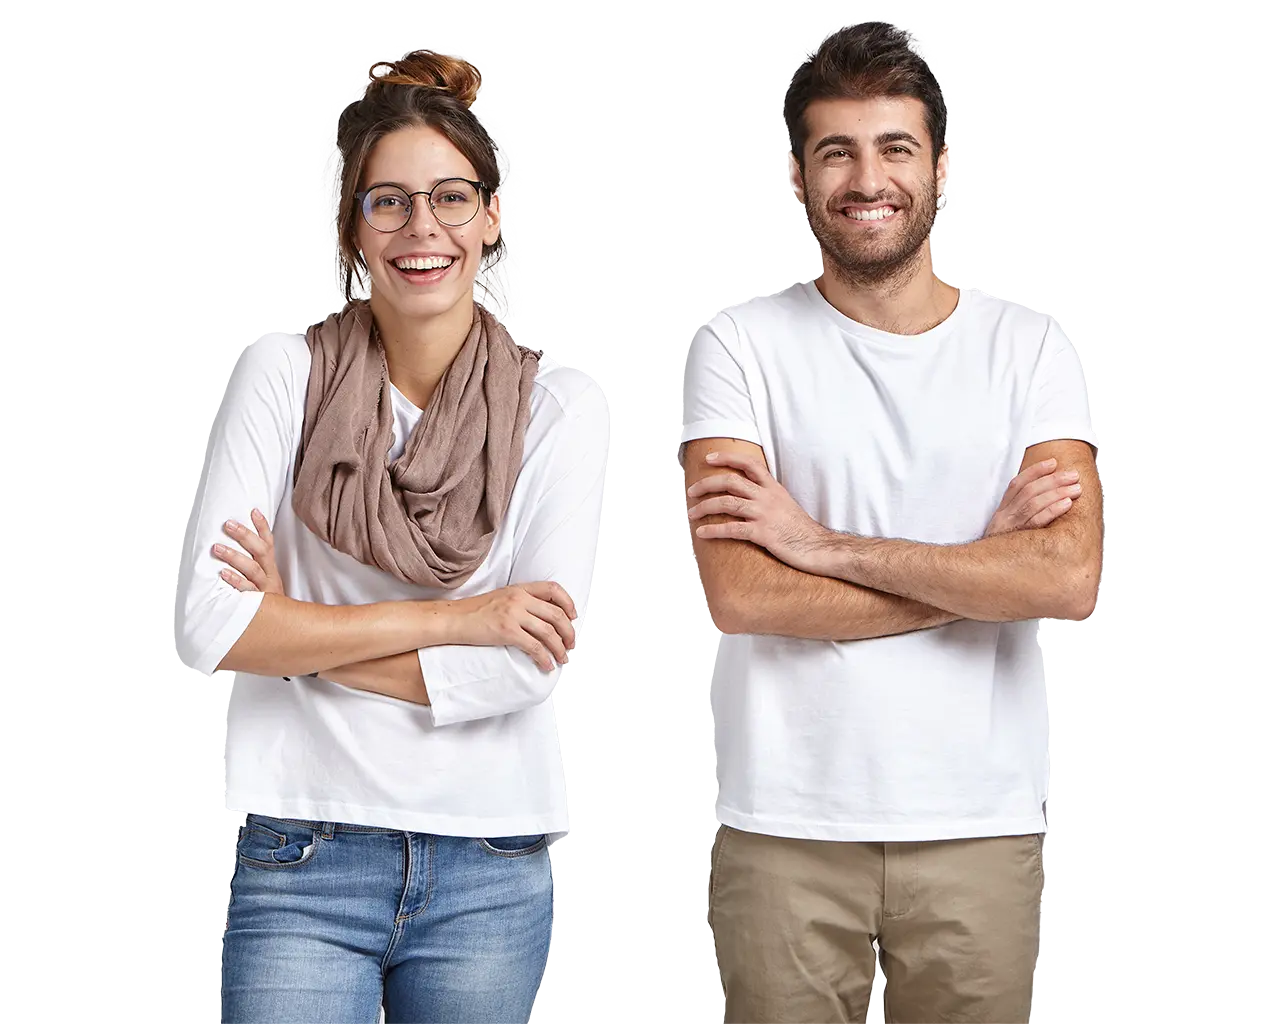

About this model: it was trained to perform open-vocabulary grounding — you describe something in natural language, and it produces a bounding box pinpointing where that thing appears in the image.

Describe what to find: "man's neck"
[815,242,959,336]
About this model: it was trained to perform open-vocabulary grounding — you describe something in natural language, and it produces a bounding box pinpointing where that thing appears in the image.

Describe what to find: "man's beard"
[804,174,938,288]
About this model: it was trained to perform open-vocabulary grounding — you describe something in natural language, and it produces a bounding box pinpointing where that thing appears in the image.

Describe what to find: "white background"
[4,3,1271,1016]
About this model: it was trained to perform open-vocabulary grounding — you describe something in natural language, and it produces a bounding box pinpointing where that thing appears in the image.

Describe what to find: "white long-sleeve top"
[174,331,609,839]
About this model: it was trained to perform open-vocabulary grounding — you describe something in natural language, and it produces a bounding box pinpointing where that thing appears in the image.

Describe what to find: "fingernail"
[213,544,227,555]
[1067,483,1082,494]
[706,452,719,462]
[1060,497,1072,507]
[225,519,239,530]
[1063,470,1079,481]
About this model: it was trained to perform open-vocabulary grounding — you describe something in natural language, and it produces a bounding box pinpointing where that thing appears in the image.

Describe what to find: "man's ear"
[935,145,949,198]
[788,153,805,204]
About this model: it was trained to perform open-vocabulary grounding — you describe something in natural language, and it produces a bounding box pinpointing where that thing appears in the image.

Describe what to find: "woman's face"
[356,124,500,323]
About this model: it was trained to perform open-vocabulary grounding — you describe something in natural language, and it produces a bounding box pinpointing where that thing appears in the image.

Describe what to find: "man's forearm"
[817,528,1094,621]
[725,565,960,640]
[216,594,455,676]
[701,538,959,639]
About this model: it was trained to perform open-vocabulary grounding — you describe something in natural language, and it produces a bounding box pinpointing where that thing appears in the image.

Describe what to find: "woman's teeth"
[393,256,455,270]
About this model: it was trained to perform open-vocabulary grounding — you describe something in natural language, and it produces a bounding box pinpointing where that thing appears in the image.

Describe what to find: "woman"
[174,51,608,1023]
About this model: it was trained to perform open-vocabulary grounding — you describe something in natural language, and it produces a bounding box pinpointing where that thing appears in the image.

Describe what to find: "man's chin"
[823,242,928,285]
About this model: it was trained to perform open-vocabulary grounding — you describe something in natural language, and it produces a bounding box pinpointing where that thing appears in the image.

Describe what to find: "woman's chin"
[371,281,474,323]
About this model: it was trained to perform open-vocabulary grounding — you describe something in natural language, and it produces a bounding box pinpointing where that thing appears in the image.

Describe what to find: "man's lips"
[838,203,901,222]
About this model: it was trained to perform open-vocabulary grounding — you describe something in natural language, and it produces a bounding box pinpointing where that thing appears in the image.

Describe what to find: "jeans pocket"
[237,816,319,869]
[477,834,547,857]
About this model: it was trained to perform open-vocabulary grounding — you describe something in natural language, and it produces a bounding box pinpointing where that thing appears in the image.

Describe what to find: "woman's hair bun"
[367,51,481,108]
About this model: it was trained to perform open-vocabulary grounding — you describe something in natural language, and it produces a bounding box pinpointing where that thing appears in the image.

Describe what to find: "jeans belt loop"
[320,821,336,840]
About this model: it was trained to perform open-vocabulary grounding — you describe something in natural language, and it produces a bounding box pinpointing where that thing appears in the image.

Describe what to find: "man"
[680,22,1102,1024]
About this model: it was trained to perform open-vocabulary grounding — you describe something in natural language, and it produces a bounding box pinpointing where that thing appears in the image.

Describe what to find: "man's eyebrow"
[812,131,923,152]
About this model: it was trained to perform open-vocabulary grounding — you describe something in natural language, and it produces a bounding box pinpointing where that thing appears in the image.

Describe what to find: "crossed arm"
[174,337,605,721]
[215,590,447,688]
[684,436,1102,638]
[205,511,578,706]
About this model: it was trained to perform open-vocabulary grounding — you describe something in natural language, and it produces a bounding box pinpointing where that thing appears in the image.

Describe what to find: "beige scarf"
[292,300,541,588]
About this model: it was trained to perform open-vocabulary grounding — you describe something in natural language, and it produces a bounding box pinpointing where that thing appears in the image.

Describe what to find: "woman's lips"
[389,258,458,286]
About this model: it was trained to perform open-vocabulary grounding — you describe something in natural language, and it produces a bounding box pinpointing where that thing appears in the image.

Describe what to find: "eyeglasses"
[355,178,490,232]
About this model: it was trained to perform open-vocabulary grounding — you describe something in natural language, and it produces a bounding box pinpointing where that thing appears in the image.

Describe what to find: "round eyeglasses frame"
[355,178,492,232]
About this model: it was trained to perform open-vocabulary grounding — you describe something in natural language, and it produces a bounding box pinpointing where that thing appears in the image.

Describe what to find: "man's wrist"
[811,529,872,584]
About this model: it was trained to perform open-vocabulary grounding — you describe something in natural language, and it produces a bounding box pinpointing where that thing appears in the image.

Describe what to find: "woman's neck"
[369,291,475,410]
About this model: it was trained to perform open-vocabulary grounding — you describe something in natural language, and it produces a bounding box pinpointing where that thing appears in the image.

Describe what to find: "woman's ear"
[482,192,501,247]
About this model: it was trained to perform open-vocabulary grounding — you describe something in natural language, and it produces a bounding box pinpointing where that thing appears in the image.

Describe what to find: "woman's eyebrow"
[363,177,467,191]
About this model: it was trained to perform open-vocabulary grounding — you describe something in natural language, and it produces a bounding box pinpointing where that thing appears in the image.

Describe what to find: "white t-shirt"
[680,281,1097,842]
[175,332,609,840]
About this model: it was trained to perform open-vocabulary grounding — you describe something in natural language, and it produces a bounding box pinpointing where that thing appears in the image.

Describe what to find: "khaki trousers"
[708,826,1044,1024]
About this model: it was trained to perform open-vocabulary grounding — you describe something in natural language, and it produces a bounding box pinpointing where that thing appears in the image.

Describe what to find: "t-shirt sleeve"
[419,380,610,728]
[1024,318,1099,453]
[173,335,301,675]
[679,315,762,465]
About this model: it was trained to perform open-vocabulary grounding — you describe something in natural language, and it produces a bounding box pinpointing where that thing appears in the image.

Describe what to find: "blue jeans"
[222,814,552,1023]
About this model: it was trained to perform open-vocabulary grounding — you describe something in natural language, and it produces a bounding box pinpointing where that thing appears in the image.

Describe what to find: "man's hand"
[213,508,285,595]
[687,450,835,575]
[983,458,1082,538]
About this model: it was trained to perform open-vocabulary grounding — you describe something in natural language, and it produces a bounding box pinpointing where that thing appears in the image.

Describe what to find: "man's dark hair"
[784,23,947,170]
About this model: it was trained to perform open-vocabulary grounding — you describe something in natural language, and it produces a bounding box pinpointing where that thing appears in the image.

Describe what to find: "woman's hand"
[213,508,285,595]
[446,583,578,672]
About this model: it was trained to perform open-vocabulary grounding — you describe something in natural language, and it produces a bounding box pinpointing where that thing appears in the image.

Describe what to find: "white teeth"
[393,255,455,271]
[847,207,897,221]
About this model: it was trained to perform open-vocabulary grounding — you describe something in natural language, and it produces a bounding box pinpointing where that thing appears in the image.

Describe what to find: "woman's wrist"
[414,598,465,649]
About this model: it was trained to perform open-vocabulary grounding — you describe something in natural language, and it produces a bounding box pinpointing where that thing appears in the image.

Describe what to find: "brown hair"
[784,23,947,171]
[335,50,503,301]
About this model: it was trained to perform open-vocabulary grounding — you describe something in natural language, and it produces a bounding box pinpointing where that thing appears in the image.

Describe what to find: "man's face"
[792,95,947,284]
